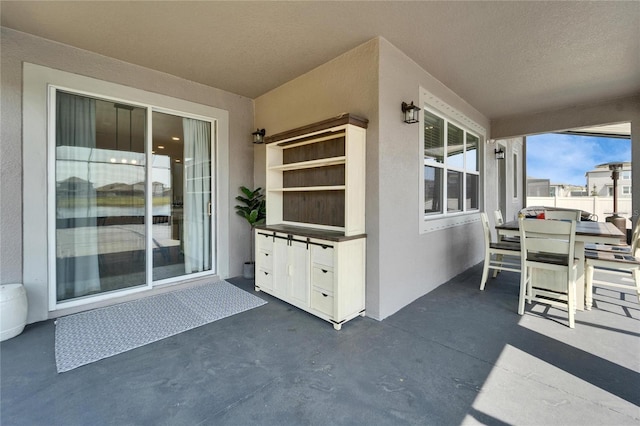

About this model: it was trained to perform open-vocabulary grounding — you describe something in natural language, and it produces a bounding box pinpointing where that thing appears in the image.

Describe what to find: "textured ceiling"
[2,1,639,120]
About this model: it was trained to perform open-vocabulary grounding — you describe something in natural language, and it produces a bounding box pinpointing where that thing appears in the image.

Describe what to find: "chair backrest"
[480,212,492,249]
[544,209,581,221]
[630,220,640,252]
[519,217,576,265]
[493,210,505,226]
[631,221,640,257]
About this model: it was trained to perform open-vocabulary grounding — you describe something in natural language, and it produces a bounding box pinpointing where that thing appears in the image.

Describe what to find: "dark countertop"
[255,224,366,242]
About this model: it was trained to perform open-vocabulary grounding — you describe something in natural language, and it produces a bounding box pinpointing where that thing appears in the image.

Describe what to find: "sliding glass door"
[53,90,214,304]
[151,112,213,282]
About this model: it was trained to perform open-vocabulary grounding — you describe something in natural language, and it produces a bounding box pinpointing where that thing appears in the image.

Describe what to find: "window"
[622,171,631,180]
[608,186,614,196]
[423,108,480,218]
[622,186,631,195]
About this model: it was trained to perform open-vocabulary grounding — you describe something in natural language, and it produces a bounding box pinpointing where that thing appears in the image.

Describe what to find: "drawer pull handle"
[265,253,269,257]
[321,293,328,297]
[322,269,328,273]
[263,271,269,275]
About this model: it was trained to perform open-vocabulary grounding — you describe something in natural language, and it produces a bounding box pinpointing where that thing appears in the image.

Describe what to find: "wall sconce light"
[495,148,505,160]
[401,101,420,124]
[252,128,266,144]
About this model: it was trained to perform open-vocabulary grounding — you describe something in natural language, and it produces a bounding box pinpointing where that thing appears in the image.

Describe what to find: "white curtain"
[183,118,211,273]
[55,92,101,300]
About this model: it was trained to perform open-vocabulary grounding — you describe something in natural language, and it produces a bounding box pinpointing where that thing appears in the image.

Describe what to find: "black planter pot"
[243,261,255,279]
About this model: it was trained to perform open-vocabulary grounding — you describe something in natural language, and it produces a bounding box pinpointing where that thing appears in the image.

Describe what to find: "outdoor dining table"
[496,219,626,311]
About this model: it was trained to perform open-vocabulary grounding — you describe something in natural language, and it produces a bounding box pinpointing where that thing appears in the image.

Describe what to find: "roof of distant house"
[592,161,632,170]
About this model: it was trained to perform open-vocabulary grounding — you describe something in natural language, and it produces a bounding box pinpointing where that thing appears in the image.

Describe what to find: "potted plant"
[235,186,266,279]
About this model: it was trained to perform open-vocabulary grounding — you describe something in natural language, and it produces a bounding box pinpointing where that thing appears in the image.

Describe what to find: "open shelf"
[268,156,346,171]
[268,186,346,192]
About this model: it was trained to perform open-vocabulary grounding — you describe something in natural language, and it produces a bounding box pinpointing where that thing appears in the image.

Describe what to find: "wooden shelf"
[264,113,368,145]
[269,156,346,171]
[268,186,346,192]
[265,113,366,235]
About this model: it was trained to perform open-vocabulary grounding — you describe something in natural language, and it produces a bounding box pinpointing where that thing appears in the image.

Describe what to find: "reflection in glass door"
[54,91,215,305]
[151,112,213,281]
[55,92,147,301]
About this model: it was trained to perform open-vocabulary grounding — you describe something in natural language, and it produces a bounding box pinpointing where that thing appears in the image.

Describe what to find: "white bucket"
[0,283,28,342]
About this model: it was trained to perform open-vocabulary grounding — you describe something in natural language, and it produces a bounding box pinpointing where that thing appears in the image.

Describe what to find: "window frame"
[419,89,485,234]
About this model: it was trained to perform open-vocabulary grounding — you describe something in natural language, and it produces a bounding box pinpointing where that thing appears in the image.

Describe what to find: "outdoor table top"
[497,219,625,239]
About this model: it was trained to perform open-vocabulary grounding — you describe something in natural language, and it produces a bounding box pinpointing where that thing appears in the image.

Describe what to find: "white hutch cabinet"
[255,114,367,330]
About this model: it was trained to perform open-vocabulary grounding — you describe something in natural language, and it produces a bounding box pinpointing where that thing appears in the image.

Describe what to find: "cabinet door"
[288,240,309,305]
[273,237,289,296]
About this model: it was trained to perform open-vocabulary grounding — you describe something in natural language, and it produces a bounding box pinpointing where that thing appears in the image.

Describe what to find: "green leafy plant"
[235,186,266,263]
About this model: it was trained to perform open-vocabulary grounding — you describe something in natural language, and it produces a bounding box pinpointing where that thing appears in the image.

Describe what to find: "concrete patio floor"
[1,263,639,425]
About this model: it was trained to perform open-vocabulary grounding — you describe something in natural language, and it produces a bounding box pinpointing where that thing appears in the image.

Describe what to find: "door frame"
[23,63,230,317]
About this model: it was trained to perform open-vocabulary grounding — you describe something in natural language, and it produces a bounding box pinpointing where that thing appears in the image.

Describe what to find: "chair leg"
[492,254,503,278]
[518,266,528,315]
[585,263,594,310]
[480,253,490,290]
[568,272,576,329]
[633,268,640,304]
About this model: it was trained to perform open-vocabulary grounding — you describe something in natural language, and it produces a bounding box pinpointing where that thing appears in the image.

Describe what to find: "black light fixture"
[252,128,266,144]
[495,148,505,160]
[401,101,420,124]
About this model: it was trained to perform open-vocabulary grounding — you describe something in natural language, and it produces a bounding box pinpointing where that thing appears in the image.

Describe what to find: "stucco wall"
[377,39,490,319]
[0,28,254,320]
[254,38,381,316]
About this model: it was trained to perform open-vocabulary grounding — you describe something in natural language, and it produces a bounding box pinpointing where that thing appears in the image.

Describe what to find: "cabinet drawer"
[311,265,334,293]
[255,268,273,290]
[256,232,274,250]
[311,287,334,316]
[311,243,334,268]
[256,249,273,269]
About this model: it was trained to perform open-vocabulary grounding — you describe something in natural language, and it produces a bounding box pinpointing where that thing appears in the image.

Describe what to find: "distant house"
[526,178,550,196]
[56,176,95,198]
[526,178,586,197]
[586,162,632,198]
[550,183,587,197]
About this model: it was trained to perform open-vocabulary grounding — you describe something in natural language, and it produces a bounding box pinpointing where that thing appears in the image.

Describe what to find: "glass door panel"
[151,112,213,281]
[55,92,147,301]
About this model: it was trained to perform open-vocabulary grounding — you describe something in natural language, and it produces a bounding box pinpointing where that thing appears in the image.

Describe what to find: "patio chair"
[544,209,581,221]
[585,219,639,253]
[494,209,519,243]
[585,226,640,309]
[518,217,578,328]
[480,212,520,290]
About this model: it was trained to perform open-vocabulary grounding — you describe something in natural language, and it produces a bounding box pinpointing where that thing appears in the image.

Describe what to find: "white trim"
[421,213,480,234]
[23,63,230,320]
[146,107,154,287]
[420,89,486,136]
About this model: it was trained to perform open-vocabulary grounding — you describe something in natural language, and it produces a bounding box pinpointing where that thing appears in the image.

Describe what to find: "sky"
[526,133,631,187]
